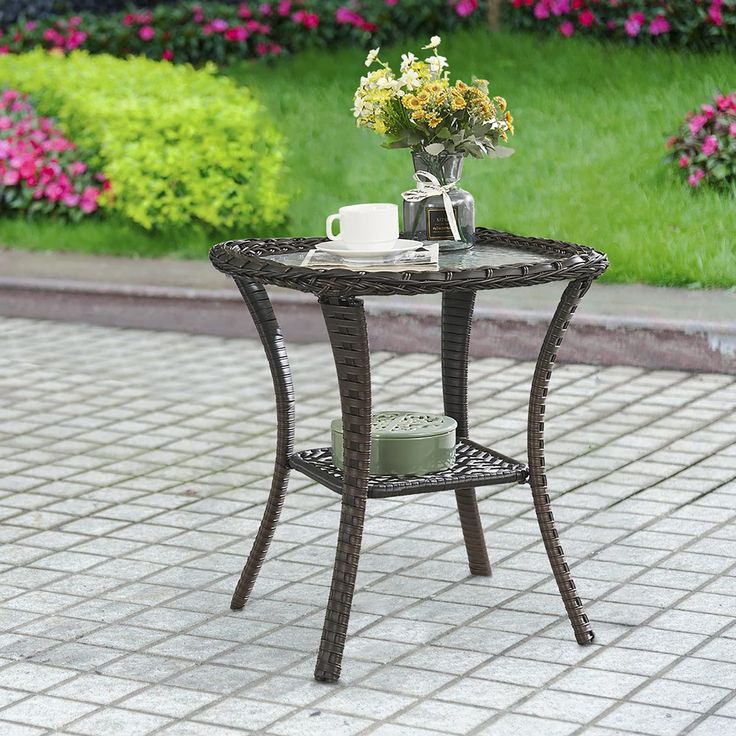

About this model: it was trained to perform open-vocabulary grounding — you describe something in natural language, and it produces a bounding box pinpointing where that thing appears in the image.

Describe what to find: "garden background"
[0,0,734,287]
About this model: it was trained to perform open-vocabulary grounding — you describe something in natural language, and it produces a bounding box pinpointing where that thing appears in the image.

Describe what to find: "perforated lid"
[331,411,456,439]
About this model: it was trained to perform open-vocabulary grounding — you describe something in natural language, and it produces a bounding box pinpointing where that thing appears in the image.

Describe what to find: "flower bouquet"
[353,36,514,248]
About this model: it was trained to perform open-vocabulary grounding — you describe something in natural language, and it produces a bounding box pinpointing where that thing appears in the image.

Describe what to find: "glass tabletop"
[266,241,553,273]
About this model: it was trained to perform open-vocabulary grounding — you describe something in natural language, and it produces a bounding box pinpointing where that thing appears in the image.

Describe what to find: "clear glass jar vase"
[403,151,474,251]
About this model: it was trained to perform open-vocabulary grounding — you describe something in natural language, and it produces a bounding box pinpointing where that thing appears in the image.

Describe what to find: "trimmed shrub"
[666,92,736,192]
[1,1,486,65]
[0,89,110,219]
[505,0,735,49]
[0,50,287,231]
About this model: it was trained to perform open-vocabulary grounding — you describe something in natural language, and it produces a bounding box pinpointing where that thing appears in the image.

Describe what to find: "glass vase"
[402,151,474,251]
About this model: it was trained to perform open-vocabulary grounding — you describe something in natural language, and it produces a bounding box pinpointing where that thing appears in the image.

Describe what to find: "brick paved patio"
[0,316,734,736]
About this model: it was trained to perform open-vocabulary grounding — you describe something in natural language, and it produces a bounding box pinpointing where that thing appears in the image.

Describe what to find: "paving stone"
[0,694,98,729]
[1,317,735,736]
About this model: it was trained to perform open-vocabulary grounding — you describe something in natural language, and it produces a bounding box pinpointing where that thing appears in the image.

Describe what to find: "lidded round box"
[331,411,457,476]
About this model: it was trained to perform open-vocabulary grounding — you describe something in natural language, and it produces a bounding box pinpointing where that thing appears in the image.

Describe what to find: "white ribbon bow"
[401,170,461,242]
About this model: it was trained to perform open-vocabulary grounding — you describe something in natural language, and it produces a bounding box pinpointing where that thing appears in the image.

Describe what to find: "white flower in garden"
[399,68,421,90]
[365,47,380,67]
[427,55,448,77]
[423,36,441,50]
[400,52,417,71]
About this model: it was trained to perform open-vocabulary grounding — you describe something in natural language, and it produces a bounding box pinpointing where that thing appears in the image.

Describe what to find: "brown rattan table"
[209,227,609,683]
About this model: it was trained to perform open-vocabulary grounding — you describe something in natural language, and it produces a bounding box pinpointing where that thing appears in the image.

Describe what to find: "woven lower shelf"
[289,438,528,498]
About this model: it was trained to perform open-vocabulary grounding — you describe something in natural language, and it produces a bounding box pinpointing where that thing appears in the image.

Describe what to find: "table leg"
[230,278,295,611]
[528,278,595,644]
[314,296,371,683]
[441,290,492,576]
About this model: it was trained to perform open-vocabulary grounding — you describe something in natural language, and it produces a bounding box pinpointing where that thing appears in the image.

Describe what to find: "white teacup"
[326,203,399,249]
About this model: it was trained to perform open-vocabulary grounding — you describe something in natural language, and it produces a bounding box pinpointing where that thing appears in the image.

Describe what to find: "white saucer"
[315,238,424,259]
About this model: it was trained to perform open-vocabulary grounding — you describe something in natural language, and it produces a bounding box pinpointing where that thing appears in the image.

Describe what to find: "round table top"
[209,227,608,297]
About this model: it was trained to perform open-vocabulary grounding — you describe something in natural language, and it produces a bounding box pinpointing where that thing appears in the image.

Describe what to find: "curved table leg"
[442,290,492,576]
[314,296,371,683]
[528,278,595,644]
[230,278,295,611]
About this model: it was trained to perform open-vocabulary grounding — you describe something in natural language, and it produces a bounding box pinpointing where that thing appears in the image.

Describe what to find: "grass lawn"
[1,29,735,287]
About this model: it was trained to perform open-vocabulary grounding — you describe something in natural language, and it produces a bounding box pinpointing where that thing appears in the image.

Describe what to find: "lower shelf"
[289,439,528,498]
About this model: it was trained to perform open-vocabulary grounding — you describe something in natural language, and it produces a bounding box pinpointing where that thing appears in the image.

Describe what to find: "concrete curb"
[0,270,733,373]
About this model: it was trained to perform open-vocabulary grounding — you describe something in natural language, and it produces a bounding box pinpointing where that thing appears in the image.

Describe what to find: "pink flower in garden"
[202,23,214,34]
[708,5,723,26]
[68,161,87,176]
[455,0,479,17]
[730,123,736,138]
[0,116,12,130]
[689,114,707,135]
[225,26,249,41]
[560,20,574,36]
[25,21,37,31]
[678,155,689,168]
[550,0,569,16]
[701,103,715,118]
[259,3,272,15]
[606,20,617,30]
[624,13,644,37]
[239,4,253,18]
[66,31,87,50]
[0,47,10,56]
[68,16,82,27]
[162,49,174,60]
[2,170,19,186]
[648,16,670,35]
[292,10,320,28]
[138,25,155,41]
[687,169,705,187]
[45,181,64,201]
[701,135,719,156]
[256,41,269,55]
[533,3,550,19]
[62,193,80,207]
[386,0,399,5]
[80,186,100,213]
[123,14,135,26]
[277,0,292,16]
[579,9,595,27]
[211,18,229,32]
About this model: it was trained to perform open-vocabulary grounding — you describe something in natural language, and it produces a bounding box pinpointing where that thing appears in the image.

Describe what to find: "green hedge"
[0,50,287,231]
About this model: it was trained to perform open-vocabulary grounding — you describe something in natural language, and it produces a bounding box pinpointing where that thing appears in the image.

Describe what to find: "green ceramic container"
[331,411,457,476]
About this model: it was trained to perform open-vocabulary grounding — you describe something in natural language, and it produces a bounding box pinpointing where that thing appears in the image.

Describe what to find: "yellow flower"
[417,91,430,104]
[495,96,507,113]
[427,113,442,128]
[411,109,426,121]
[426,81,446,94]
[505,111,513,125]
[455,80,469,92]
[402,94,421,110]
[373,119,386,134]
[450,88,466,110]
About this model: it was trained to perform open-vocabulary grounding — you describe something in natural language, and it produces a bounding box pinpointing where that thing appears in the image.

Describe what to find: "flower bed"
[0,88,109,220]
[505,0,735,49]
[0,50,287,231]
[667,92,736,191]
[0,1,485,65]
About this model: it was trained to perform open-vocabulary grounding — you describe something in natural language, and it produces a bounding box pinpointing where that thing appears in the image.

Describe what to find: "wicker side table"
[210,228,609,683]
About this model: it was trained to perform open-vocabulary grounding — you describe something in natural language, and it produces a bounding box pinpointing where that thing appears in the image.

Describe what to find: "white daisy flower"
[364,47,380,67]
[427,55,448,77]
[400,52,417,71]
